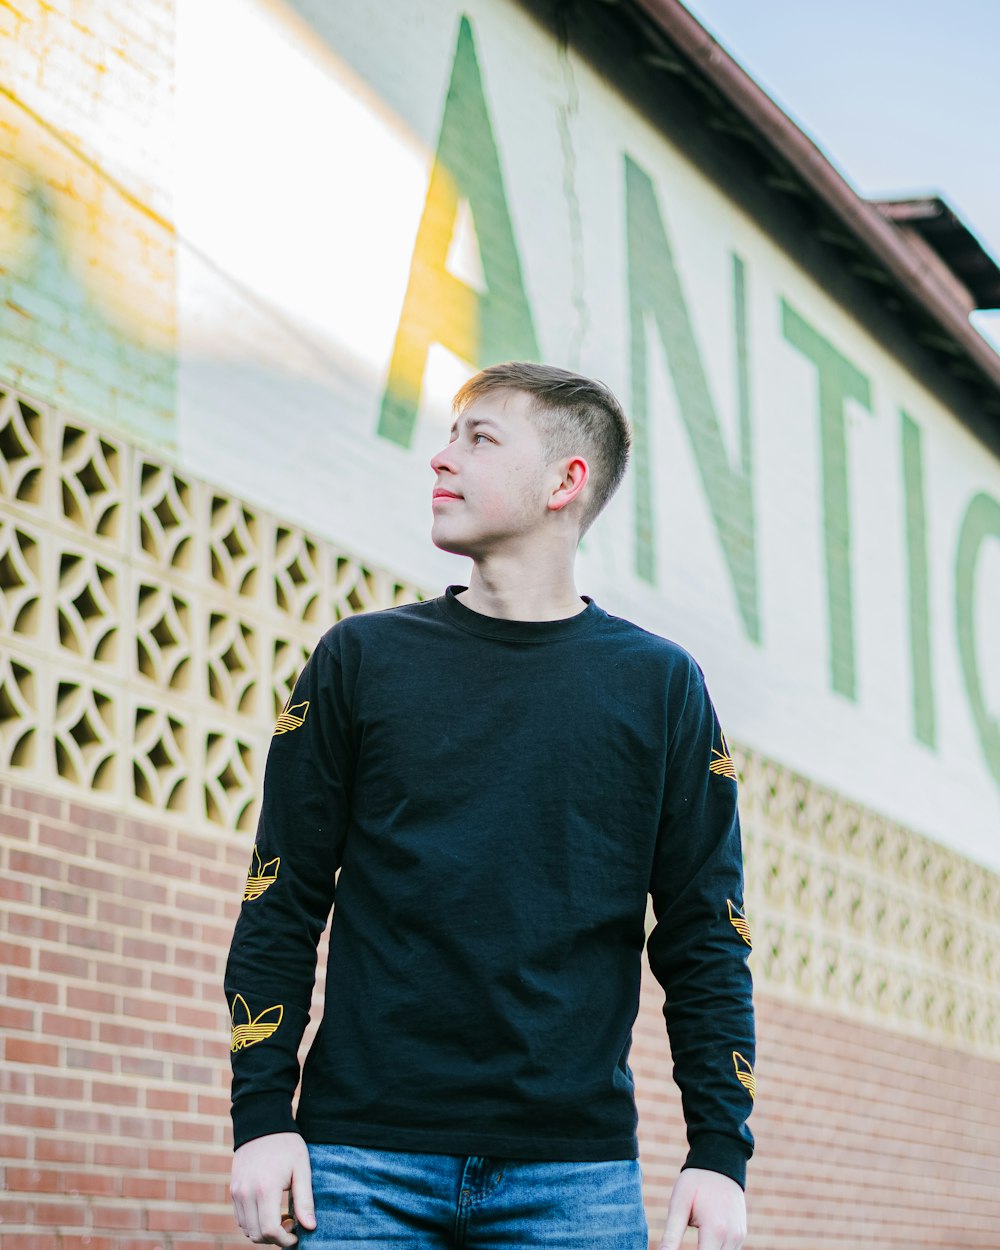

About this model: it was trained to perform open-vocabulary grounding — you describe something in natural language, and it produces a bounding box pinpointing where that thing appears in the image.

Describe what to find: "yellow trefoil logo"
[230,994,283,1052]
[273,698,309,736]
[243,845,280,902]
[709,729,737,780]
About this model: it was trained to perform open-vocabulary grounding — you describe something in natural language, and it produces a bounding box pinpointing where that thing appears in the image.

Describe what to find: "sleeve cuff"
[231,1091,299,1150]
[682,1132,751,1190]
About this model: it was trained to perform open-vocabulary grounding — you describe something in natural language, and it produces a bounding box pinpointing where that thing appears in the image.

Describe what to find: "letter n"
[624,154,760,644]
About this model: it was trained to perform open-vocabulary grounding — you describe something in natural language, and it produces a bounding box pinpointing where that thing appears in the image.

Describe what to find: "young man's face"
[429,390,565,559]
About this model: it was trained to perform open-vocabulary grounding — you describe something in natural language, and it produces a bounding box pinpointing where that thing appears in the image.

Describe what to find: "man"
[226,362,755,1249]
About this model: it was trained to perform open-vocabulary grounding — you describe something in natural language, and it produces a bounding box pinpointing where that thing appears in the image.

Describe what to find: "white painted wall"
[173,0,1000,868]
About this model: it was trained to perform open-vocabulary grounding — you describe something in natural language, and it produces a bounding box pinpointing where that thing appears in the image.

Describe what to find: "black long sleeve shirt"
[225,585,755,1186]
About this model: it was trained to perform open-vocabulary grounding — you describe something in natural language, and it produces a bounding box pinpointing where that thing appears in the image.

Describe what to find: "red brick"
[149,851,193,881]
[91,1202,144,1229]
[6,1101,58,1129]
[195,1151,232,1176]
[38,948,90,978]
[11,788,64,819]
[124,1175,169,1200]
[0,877,34,903]
[0,939,33,968]
[122,936,167,961]
[29,1198,89,1224]
[8,848,63,880]
[117,1114,166,1141]
[7,975,58,1004]
[127,818,174,847]
[172,1118,216,1143]
[41,1010,93,1041]
[0,1196,30,1222]
[98,1021,149,1047]
[36,822,89,856]
[68,800,119,833]
[151,911,198,939]
[121,876,168,904]
[8,1165,60,1193]
[61,1168,120,1197]
[147,1148,193,1172]
[0,811,32,838]
[67,862,117,892]
[146,1205,195,1231]
[94,1142,147,1169]
[151,1089,196,1116]
[173,1178,223,1204]
[198,863,240,892]
[96,961,143,988]
[0,1068,30,1094]
[6,1038,60,1066]
[33,1073,85,1100]
[60,1107,115,1136]
[0,1131,31,1158]
[6,911,61,941]
[176,832,221,862]
[196,1209,237,1234]
[66,923,115,951]
[97,898,144,926]
[65,1046,114,1073]
[196,1093,230,1118]
[91,1079,140,1107]
[123,995,170,1023]
[150,972,196,998]
[34,1136,88,1164]
[171,1061,215,1086]
[0,1003,35,1031]
[59,1237,116,1250]
[94,838,143,868]
[66,986,116,1014]
[121,1053,164,1079]
[38,886,89,915]
[175,888,220,914]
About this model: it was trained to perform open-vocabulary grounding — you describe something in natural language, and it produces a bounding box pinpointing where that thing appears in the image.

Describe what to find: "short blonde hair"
[453,362,632,537]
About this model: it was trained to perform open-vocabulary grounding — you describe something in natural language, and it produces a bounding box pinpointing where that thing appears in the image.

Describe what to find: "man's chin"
[430,526,478,558]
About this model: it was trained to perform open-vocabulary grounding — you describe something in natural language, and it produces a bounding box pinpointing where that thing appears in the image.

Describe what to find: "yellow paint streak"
[0,80,176,351]
[0,83,172,235]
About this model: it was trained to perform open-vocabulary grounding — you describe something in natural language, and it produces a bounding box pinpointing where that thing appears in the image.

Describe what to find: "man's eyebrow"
[448,415,501,437]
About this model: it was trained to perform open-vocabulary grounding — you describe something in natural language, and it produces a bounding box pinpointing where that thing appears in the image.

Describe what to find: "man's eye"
[474,433,491,444]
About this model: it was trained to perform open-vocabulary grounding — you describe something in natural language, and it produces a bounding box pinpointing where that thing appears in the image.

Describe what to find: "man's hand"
[658,1167,747,1250]
[230,1132,317,1245]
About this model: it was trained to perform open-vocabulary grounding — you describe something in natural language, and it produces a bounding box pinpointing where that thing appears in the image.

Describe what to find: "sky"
[681,0,1000,352]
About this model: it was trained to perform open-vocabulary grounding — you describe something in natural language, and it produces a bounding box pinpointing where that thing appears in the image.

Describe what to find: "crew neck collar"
[438,584,602,643]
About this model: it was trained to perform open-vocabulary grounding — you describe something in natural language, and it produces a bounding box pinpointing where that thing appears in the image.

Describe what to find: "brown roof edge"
[628,0,1000,395]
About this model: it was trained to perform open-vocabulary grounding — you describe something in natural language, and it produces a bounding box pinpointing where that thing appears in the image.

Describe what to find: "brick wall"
[1,782,243,1249]
[4,780,1000,1249]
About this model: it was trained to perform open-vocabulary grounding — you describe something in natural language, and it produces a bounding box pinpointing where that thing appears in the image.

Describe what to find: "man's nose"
[429,444,456,474]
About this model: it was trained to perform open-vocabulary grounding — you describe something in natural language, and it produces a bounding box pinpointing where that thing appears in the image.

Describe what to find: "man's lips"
[432,490,462,501]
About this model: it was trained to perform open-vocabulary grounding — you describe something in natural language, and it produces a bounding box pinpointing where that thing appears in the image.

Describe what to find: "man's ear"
[547,456,589,512]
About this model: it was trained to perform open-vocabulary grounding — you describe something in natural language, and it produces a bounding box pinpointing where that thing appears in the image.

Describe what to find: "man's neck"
[456,563,586,622]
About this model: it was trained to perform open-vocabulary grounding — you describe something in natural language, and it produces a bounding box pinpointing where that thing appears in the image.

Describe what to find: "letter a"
[378,16,539,447]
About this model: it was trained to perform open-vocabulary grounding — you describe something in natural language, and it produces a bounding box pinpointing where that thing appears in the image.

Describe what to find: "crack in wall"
[555,1,589,370]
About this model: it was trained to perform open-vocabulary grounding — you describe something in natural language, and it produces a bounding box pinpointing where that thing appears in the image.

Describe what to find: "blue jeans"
[298,1143,648,1248]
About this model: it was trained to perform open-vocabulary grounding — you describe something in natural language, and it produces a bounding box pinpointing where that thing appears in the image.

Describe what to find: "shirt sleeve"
[646,656,756,1189]
[224,628,355,1149]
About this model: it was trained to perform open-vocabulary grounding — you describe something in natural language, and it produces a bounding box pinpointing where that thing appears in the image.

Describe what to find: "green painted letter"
[378,15,539,447]
[624,155,760,643]
[955,492,1000,789]
[900,410,936,746]
[781,301,872,700]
